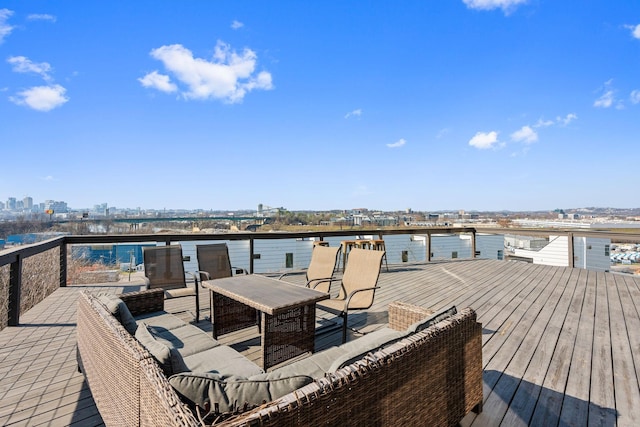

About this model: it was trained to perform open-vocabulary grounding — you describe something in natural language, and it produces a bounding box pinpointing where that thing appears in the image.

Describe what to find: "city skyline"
[1,1,639,212]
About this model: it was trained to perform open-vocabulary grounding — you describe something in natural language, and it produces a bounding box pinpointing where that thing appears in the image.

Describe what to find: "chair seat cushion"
[164,287,196,299]
[168,371,312,414]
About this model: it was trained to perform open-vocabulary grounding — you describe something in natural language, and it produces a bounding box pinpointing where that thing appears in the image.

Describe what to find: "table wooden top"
[202,274,329,315]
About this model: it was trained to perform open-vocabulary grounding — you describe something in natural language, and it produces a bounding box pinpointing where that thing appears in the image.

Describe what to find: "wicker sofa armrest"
[388,301,435,331]
[118,289,165,316]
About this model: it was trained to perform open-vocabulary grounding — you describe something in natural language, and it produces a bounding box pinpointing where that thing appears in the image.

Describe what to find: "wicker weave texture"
[388,300,435,330]
[212,293,259,337]
[261,304,316,369]
[225,307,483,427]
[119,288,165,315]
[77,292,147,426]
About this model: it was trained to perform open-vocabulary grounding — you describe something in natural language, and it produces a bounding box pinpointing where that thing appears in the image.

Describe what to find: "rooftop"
[1,258,640,426]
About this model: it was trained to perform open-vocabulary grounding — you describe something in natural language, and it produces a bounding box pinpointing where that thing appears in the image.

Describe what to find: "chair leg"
[341,312,348,344]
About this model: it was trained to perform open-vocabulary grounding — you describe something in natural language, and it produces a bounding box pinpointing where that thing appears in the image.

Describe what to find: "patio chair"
[316,248,385,343]
[279,245,341,293]
[195,243,255,326]
[195,243,247,282]
[142,244,200,322]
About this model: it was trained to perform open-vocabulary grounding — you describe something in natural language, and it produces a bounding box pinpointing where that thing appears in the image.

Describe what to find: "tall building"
[23,197,33,210]
[44,200,68,213]
[6,197,16,210]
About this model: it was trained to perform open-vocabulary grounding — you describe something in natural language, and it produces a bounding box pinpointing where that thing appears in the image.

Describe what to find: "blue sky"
[1,1,639,212]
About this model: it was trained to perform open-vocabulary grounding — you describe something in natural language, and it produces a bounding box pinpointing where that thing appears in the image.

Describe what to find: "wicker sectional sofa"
[77,289,483,426]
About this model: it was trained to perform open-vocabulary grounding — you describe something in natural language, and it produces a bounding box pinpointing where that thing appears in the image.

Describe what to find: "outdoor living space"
[2,258,640,426]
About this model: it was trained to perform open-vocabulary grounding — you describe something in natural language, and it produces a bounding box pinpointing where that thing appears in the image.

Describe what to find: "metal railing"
[1,226,639,328]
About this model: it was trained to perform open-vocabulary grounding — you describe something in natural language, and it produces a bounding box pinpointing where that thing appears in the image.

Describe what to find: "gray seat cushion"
[168,371,313,414]
[148,324,220,358]
[181,346,263,378]
[134,311,186,331]
[272,346,348,379]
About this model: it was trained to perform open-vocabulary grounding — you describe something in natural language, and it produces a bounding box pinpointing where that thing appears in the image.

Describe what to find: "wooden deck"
[1,259,639,426]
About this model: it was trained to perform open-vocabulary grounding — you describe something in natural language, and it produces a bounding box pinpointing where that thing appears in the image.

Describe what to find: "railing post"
[59,241,67,287]
[568,232,575,268]
[471,230,477,259]
[249,237,255,274]
[8,255,22,326]
[427,232,432,262]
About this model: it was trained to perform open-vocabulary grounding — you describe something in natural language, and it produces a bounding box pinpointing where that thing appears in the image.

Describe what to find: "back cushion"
[408,306,458,333]
[168,371,313,414]
[96,293,138,335]
[135,322,188,376]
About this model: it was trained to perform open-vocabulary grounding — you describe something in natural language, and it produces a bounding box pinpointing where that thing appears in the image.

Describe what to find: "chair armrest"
[388,301,435,331]
[196,270,211,284]
[118,289,164,316]
[344,286,380,310]
[308,277,334,289]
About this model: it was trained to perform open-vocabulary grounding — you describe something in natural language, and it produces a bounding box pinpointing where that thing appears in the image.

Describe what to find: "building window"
[452,251,458,259]
[604,245,610,256]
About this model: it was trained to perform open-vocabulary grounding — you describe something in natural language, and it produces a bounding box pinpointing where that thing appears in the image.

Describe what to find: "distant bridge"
[54,216,270,225]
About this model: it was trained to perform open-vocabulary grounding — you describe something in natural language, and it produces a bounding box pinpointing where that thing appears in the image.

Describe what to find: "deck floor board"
[1,259,640,426]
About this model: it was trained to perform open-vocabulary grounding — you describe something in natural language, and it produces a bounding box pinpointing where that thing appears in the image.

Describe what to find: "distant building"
[23,197,33,210]
[44,200,68,214]
[507,234,610,272]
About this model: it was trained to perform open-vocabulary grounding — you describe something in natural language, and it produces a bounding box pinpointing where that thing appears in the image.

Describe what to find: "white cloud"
[469,131,499,149]
[594,90,614,108]
[138,70,177,93]
[593,79,624,110]
[345,108,362,119]
[8,56,52,81]
[0,8,15,43]
[462,0,527,14]
[387,138,406,148]
[142,41,273,103]
[630,90,640,104]
[27,14,57,22]
[534,118,555,128]
[231,20,244,30]
[510,126,538,144]
[10,84,69,111]
[557,113,577,125]
[625,24,640,39]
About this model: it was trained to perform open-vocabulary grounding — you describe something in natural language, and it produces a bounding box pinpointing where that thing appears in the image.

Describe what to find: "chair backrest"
[196,243,233,280]
[340,248,385,309]
[306,245,341,292]
[143,245,187,291]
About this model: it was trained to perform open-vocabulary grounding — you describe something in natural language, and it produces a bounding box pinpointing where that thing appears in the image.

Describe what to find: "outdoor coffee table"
[202,275,329,369]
